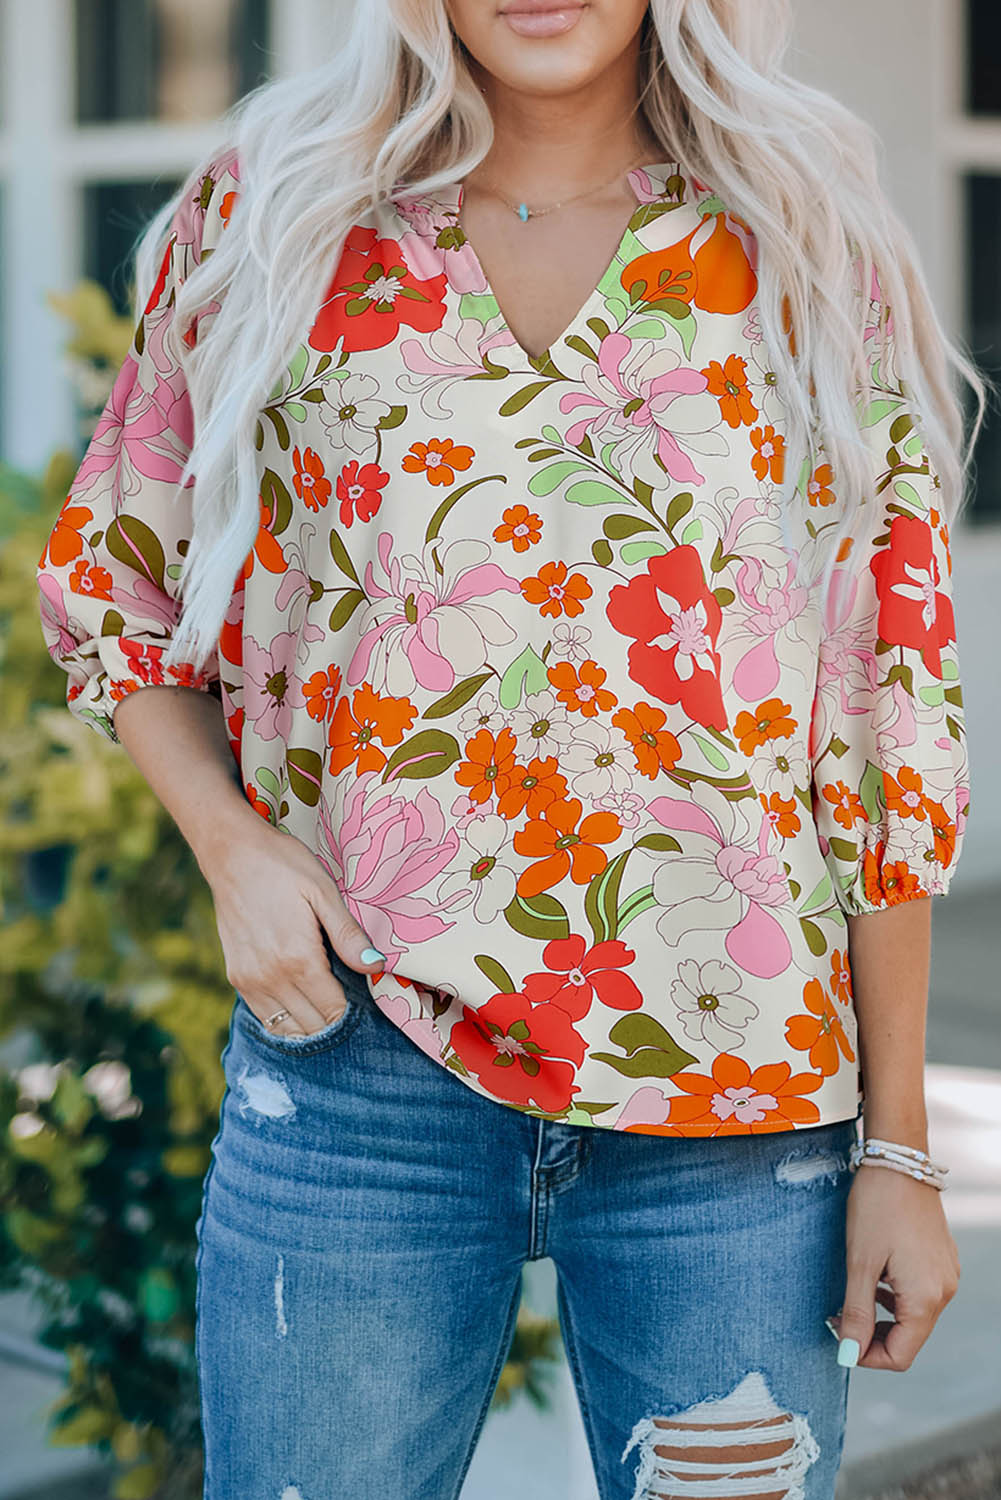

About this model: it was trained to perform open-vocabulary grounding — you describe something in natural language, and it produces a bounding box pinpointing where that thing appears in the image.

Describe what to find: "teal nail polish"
[360,946,385,965]
[837,1337,860,1367]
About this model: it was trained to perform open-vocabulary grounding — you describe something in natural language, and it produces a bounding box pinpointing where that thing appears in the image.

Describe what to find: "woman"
[36,2,982,1496]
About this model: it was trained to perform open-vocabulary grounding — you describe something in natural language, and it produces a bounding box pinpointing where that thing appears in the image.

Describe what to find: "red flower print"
[454,727,518,805]
[328,684,417,775]
[750,424,785,483]
[243,491,288,578]
[627,1053,822,1136]
[784,978,855,1076]
[336,459,390,525]
[606,546,728,730]
[120,638,165,685]
[819,779,866,831]
[547,659,617,717]
[402,437,475,487]
[734,697,796,755]
[514,797,621,897]
[245,781,273,821]
[307,225,448,353]
[806,462,836,507]
[523,935,642,1021]
[861,841,926,907]
[829,947,853,1006]
[611,702,682,778]
[303,664,343,724]
[701,354,758,428]
[292,446,332,512]
[68,559,113,600]
[760,791,800,839]
[448,991,586,1114]
[869,513,956,679]
[494,503,543,553]
[521,560,592,619]
[496,756,568,820]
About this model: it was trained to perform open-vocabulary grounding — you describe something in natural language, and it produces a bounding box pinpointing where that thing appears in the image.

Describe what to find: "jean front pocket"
[233,945,368,1057]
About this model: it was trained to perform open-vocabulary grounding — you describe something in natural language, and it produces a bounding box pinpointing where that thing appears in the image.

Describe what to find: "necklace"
[464,152,657,222]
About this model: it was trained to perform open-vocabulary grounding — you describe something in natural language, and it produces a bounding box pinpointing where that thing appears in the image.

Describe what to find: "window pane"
[964,173,1001,522]
[75,0,271,123]
[966,0,1001,116]
[81,178,183,317]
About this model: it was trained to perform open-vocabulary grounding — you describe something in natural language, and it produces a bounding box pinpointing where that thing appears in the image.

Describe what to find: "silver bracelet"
[849,1136,949,1191]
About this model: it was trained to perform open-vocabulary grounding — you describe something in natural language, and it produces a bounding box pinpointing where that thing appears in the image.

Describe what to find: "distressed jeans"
[195,947,860,1500]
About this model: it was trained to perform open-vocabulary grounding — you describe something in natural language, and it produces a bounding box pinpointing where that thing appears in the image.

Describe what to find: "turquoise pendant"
[517,202,529,222]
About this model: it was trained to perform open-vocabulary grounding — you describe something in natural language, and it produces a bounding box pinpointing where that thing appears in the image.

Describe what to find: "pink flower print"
[711,1085,779,1124]
[241,630,307,741]
[391,195,489,295]
[316,772,461,967]
[348,533,519,696]
[72,351,193,506]
[730,555,810,702]
[558,333,721,489]
[646,782,793,980]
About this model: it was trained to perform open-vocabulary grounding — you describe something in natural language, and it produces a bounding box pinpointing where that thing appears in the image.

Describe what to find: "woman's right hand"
[199,810,384,1037]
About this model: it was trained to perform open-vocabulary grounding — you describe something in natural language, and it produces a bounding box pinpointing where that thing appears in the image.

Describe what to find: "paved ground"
[1,883,998,1499]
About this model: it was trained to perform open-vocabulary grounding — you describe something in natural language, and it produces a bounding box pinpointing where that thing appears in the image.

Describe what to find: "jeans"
[195,947,859,1500]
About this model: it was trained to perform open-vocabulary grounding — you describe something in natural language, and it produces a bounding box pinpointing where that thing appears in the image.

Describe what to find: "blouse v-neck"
[398,160,680,369]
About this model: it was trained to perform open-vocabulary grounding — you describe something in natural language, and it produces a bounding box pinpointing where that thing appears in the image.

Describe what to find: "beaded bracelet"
[849,1136,949,1191]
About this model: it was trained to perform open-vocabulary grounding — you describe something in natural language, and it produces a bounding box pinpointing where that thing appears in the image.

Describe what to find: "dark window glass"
[967,0,1001,116]
[75,0,271,123]
[963,173,1001,522]
[81,178,184,318]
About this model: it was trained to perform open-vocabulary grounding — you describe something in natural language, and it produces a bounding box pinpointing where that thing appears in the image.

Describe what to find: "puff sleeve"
[807,303,970,916]
[35,148,240,745]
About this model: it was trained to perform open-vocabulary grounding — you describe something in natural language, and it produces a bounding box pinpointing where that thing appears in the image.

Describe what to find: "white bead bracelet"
[848,1136,949,1190]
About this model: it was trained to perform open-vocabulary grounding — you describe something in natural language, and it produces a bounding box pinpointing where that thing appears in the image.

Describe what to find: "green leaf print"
[858,398,904,428]
[503,892,571,942]
[584,849,631,945]
[665,491,694,531]
[261,468,293,533]
[376,404,408,431]
[827,836,859,864]
[285,747,324,807]
[329,528,361,586]
[591,1014,697,1079]
[498,381,558,418]
[381,730,461,783]
[591,539,613,567]
[498,645,549,709]
[688,732,730,772]
[99,608,125,637]
[527,460,589,497]
[105,515,166,594]
[255,766,282,799]
[681,518,703,544]
[475,955,517,994]
[565,479,626,507]
[799,917,828,957]
[799,870,834,916]
[328,589,366,631]
[619,540,668,567]
[602,514,658,540]
[423,671,494,720]
[858,760,885,824]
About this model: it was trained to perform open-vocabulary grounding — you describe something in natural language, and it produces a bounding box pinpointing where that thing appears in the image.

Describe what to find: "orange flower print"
[108,679,140,704]
[292,446,332,512]
[521,560,592,619]
[922,797,957,870]
[750,424,785,483]
[402,436,474,486]
[454,727,518,805]
[611,702,682,778]
[784,978,855,1076]
[494,503,543,553]
[514,797,622,898]
[760,791,800,839]
[547,659,617,717]
[862,841,926,907]
[806,461,836,507]
[40,499,92,569]
[701,354,758,428]
[303,664,343,724]
[829,947,853,1006]
[245,781,273,821]
[884,766,929,822]
[734,697,796,755]
[820,779,866,831]
[244,491,288,577]
[628,1053,823,1136]
[337,459,390,526]
[496,756,568,820]
[68,559,113,600]
[328,684,417,775]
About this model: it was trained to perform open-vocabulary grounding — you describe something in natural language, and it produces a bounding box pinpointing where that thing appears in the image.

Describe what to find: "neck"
[466,47,662,196]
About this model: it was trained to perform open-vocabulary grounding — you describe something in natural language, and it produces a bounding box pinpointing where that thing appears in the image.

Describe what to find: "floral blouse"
[36,146,970,1137]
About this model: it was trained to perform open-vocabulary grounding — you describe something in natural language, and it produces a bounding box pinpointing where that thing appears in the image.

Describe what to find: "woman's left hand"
[831,1164,961,1370]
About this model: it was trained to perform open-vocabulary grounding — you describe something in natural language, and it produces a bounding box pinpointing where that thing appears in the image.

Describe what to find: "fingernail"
[360,946,385,965]
[824,1317,840,1340]
[837,1337,860,1367]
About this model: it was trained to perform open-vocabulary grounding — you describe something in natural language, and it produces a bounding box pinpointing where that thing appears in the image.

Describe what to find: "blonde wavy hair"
[131,0,990,678]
